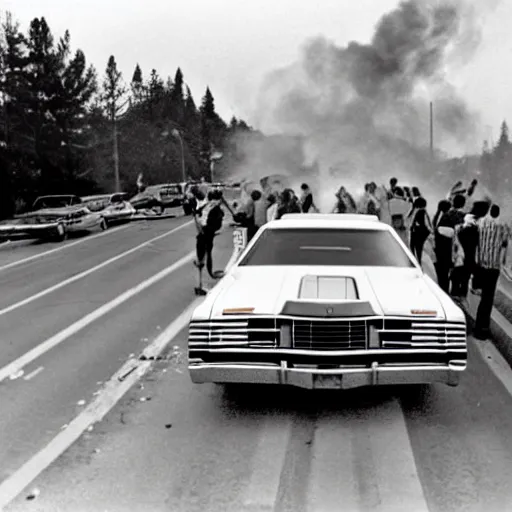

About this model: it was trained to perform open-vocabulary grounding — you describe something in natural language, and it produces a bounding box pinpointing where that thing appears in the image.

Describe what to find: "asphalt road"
[1,219,512,512]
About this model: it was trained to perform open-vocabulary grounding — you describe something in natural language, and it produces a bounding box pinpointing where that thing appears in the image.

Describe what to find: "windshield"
[33,196,78,209]
[238,228,415,267]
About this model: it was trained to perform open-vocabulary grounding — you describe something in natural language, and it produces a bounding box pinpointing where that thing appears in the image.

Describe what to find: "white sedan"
[187,214,467,390]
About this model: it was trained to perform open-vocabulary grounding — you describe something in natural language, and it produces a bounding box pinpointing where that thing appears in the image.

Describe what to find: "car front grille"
[292,319,367,350]
[189,316,466,352]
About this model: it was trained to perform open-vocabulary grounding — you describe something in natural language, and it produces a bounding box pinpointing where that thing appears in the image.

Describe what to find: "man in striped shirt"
[474,205,510,339]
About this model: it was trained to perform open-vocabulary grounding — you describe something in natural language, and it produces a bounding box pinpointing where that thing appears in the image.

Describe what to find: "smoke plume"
[229,0,499,210]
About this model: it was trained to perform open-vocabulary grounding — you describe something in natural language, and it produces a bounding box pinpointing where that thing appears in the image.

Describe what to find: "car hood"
[204,266,449,320]
[16,206,84,218]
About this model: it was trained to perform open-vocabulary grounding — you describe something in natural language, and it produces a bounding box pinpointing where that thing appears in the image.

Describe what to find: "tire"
[50,223,67,243]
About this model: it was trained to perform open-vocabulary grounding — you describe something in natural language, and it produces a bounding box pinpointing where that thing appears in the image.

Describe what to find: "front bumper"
[188,361,464,389]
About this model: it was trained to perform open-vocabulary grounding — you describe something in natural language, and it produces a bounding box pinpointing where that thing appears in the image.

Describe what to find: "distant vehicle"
[130,183,184,214]
[188,214,467,390]
[82,193,135,226]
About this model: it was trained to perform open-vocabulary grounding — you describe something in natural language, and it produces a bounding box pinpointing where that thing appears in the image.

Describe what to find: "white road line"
[0,298,201,510]
[242,416,292,511]
[365,399,429,512]
[23,366,44,381]
[0,250,195,384]
[307,401,429,512]
[307,418,358,512]
[0,220,193,317]
[0,224,131,273]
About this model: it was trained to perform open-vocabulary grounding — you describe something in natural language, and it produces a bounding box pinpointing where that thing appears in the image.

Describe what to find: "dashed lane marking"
[0,224,131,273]
[0,220,193,317]
[242,416,292,511]
[23,366,44,381]
[0,250,195,385]
[307,399,429,512]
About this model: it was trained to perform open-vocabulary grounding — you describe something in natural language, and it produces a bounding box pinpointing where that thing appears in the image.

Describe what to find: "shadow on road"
[215,382,431,418]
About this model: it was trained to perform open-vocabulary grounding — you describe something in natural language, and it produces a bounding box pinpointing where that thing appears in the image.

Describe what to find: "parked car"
[187,214,467,390]
[1,195,105,242]
[82,193,135,226]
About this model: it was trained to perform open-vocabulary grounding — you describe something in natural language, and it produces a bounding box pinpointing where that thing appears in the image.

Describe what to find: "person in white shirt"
[388,187,410,242]
[266,194,278,222]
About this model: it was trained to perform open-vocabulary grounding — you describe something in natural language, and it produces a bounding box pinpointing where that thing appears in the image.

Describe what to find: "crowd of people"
[186,176,510,341]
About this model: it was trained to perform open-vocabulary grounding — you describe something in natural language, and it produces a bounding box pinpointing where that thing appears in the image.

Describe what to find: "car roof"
[36,195,77,199]
[82,193,126,199]
[266,214,390,231]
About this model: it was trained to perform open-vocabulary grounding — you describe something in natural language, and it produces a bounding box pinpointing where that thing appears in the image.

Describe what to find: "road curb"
[502,267,512,282]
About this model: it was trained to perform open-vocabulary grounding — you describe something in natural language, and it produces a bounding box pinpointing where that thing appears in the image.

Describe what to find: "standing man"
[193,190,225,280]
[473,204,510,339]
[252,190,267,238]
[445,194,467,227]
[432,199,454,293]
[300,183,317,213]
[387,177,398,199]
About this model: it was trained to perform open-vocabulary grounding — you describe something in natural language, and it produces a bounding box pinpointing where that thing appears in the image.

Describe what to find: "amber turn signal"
[222,307,255,315]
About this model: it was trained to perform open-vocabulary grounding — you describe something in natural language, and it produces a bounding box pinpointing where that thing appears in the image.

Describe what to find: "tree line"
[0,13,254,219]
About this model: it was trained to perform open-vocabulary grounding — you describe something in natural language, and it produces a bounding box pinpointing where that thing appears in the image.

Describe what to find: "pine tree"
[131,63,144,103]
[171,67,184,104]
[146,69,164,118]
[184,85,197,126]
[52,43,97,183]
[169,67,185,124]
[496,120,510,153]
[148,69,164,99]
[165,76,173,92]
[200,86,215,119]
[102,55,126,191]
[103,55,126,121]
[0,12,28,150]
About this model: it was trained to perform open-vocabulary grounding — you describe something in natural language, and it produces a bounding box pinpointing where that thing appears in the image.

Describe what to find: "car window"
[238,228,415,267]
[34,197,73,209]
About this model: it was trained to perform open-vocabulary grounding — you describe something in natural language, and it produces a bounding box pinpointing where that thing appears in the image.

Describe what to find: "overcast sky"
[5,0,512,144]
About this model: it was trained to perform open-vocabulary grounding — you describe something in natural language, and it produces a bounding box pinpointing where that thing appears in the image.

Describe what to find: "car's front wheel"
[50,222,67,243]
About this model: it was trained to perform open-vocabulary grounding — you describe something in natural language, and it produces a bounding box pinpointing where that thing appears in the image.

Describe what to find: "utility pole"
[430,101,434,159]
[113,116,120,193]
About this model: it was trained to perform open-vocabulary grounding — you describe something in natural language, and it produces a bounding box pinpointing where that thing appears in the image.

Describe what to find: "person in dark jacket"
[433,199,453,292]
[276,188,301,219]
[300,183,314,213]
[445,194,466,227]
[409,197,432,266]
[387,177,398,199]
[194,189,225,279]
